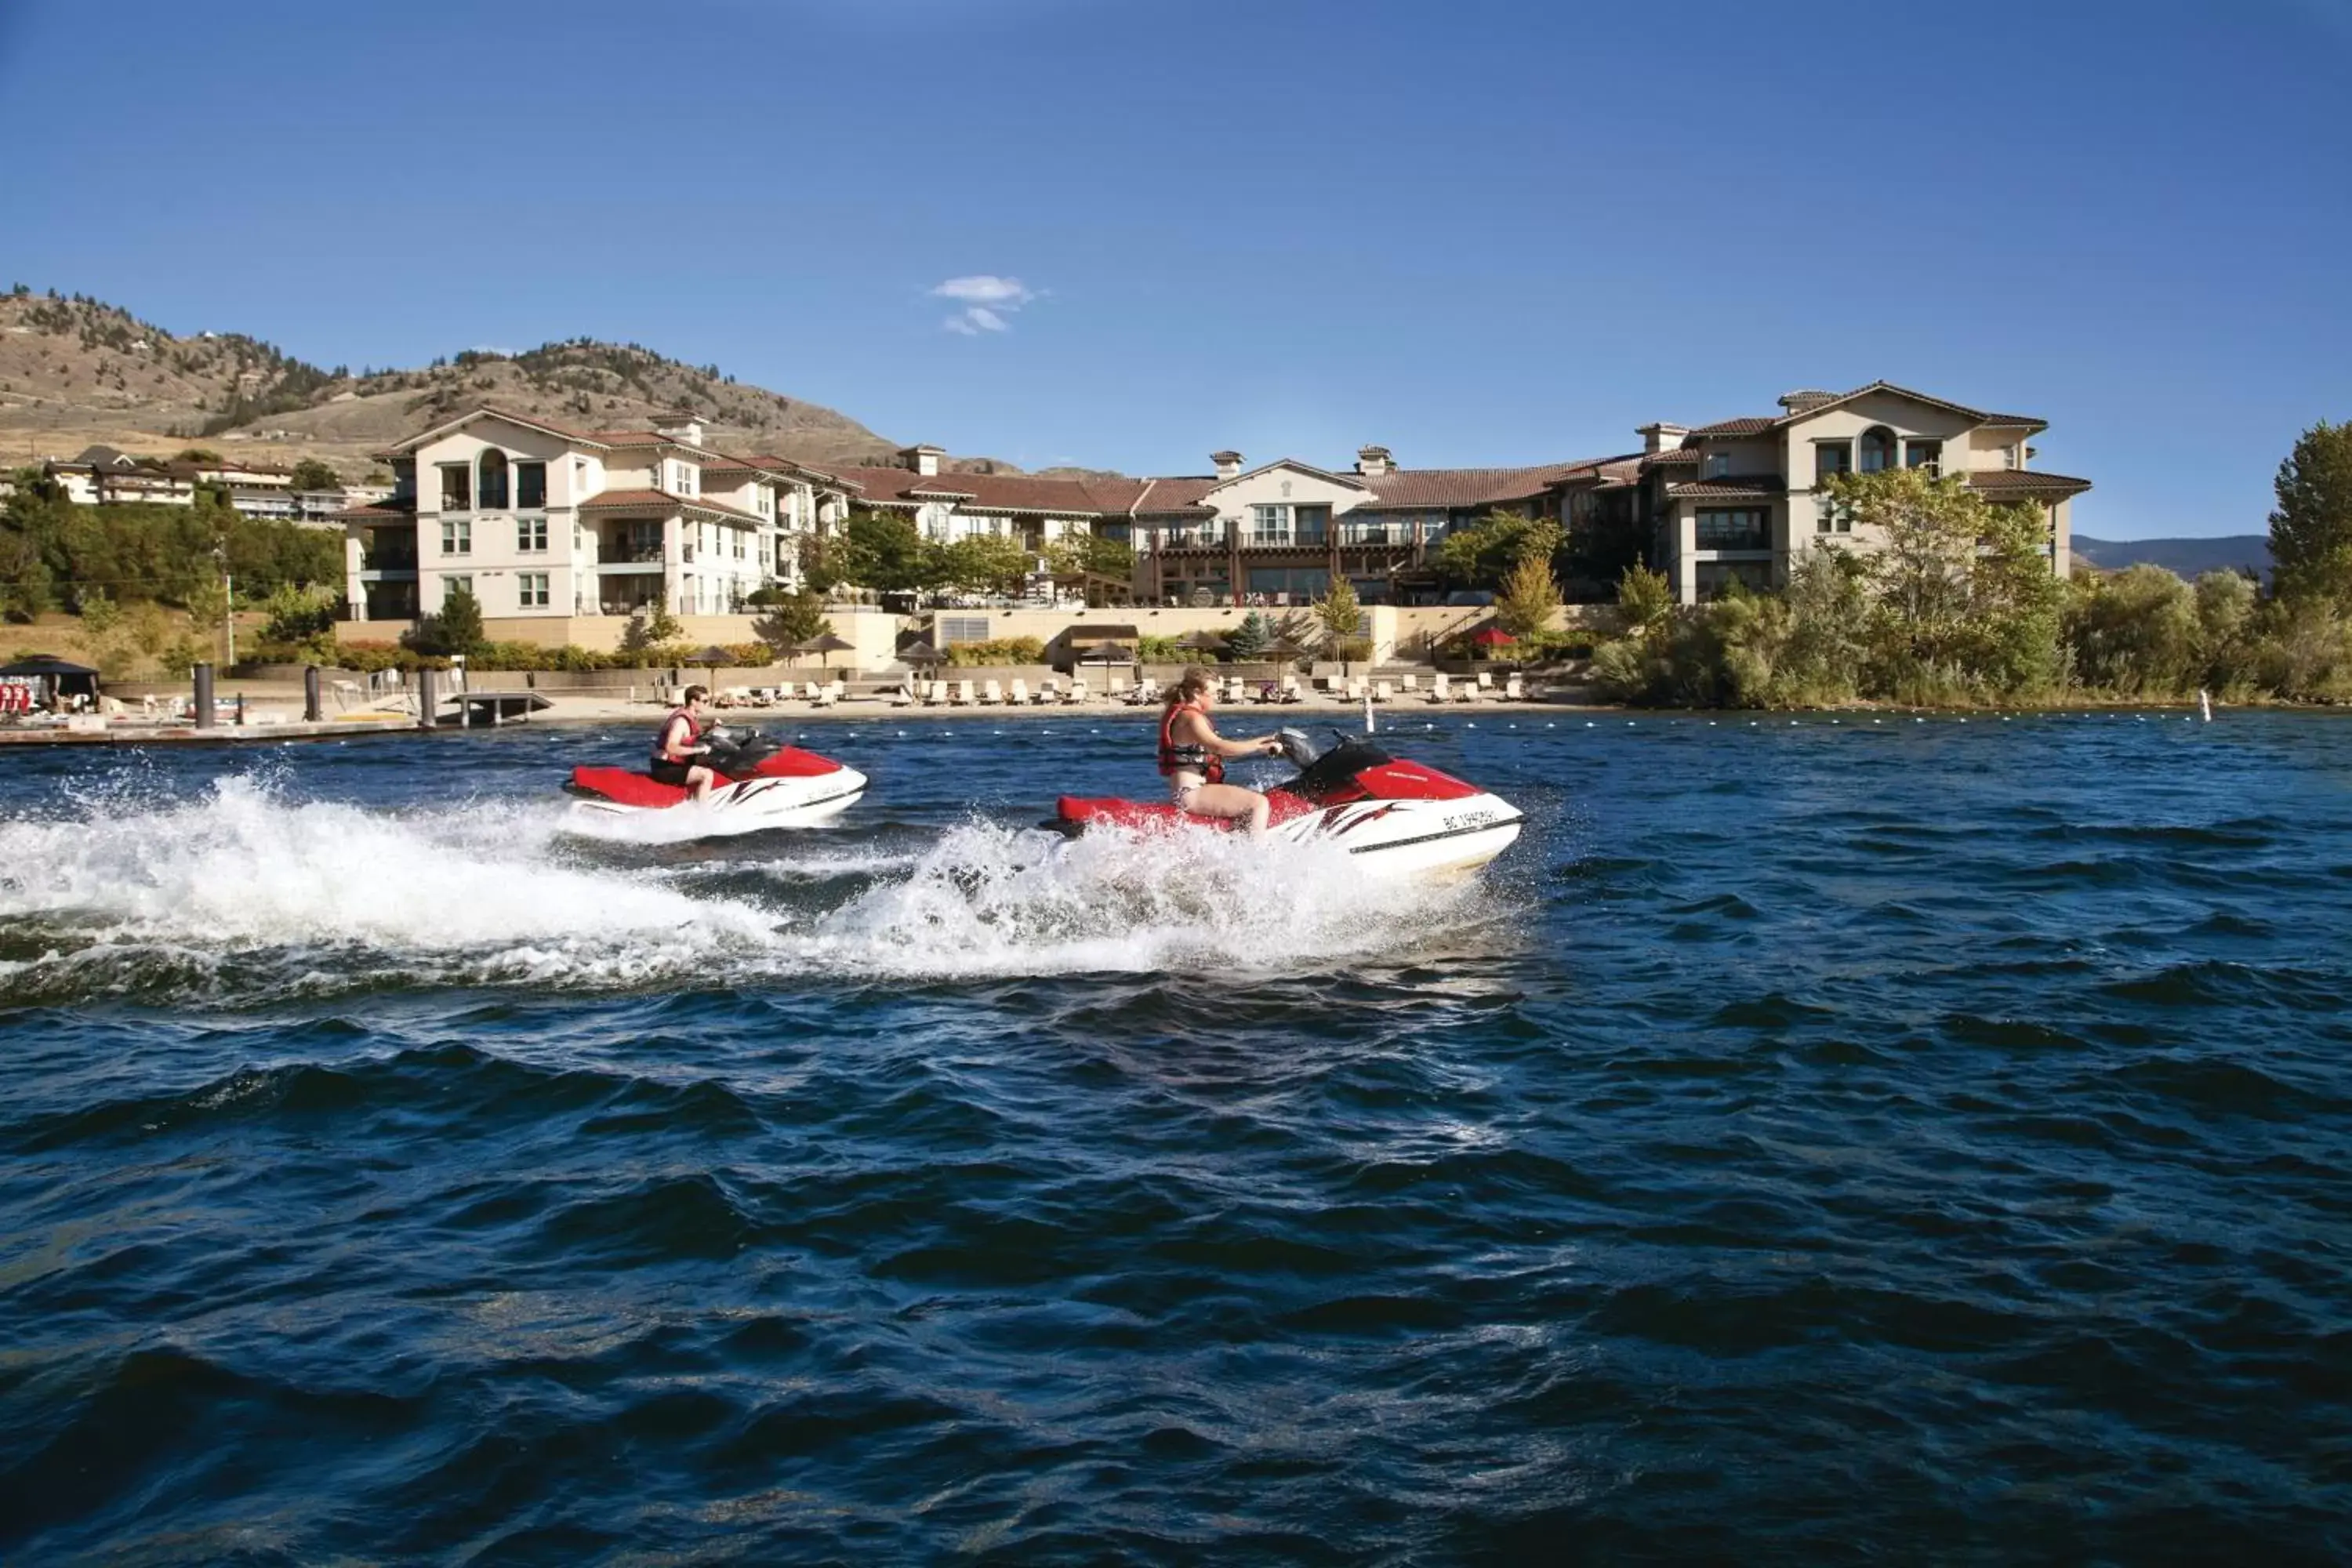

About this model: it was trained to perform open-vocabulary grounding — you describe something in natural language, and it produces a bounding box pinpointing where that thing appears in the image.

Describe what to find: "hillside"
[0,287,1020,478]
[2074,534,2270,580]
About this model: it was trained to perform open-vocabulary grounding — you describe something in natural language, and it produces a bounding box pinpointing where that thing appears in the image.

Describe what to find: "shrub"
[946,636,1047,666]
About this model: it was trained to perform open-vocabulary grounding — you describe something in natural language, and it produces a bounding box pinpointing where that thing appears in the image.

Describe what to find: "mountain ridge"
[0,286,1057,478]
[2072,533,2270,580]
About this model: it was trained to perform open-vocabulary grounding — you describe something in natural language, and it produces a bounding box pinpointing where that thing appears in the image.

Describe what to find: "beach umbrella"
[684,644,735,667]
[897,640,947,666]
[1080,642,1134,666]
[1174,630,1227,652]
[1259,638,1311,662]
[793,633,856,657]
[1469,627,1517,647]
[0,653,98,678]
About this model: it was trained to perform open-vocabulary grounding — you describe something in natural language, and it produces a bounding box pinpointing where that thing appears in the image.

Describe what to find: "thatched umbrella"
[1080,642,1135,668]
[793,633,857,658]
[1174,630,1228,654]
[684,644,735,667]
[896,639,947,668]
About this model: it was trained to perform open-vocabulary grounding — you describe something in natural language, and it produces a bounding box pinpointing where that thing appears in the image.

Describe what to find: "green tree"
[1435,509,1564,590]
[1776,548,1869,703]
[76,583,122,634]
[431,584,486,655]
[619,601,685,659]
[2268,418,2352,604]
[289,457,342,492]
[1491,550,1562,644]
[750,589,833,655]
[2192,569,2259,691]
[1225,610,1271,660]
[814,507,932,593]
[1312,574,1363,648]
[938,534,1032,596]
[2066,564,2198,694]
[1614,563,1674,644]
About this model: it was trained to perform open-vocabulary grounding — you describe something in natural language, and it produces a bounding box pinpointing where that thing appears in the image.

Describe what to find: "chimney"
[1211,449,1243,480]
[1635,422,1689,456]
[652,409,705,447]
[899,443,945,477]
[1777,390,1835,415]
[1355,444,1392,478]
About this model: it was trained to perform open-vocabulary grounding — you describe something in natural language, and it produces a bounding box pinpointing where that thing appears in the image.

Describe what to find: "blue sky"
[3,0,2347,539]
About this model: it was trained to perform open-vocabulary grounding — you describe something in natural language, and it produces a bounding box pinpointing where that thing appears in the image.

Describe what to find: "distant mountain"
[0,287,1025,478]
[2074,533,2270,580]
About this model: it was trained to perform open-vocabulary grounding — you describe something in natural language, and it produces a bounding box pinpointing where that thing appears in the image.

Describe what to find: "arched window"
[1858,426,1896,474]
[477,449,510,510]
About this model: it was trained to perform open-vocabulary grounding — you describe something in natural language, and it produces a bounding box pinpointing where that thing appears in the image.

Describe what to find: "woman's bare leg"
[1181,782,1271,839]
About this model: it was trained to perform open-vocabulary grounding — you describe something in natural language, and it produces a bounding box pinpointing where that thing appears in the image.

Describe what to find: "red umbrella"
[1469,627,1517,646]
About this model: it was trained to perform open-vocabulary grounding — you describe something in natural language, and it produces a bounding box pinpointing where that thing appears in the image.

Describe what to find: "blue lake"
[0,709,2346,1562]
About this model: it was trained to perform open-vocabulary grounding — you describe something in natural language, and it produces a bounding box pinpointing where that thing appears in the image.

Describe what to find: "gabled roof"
[1203,456,1372,495]
[1689,417,1777,437]
[578,488,768,524]
[390,405,608,455]
[330,496,418,523]
[1687,384,2050,437]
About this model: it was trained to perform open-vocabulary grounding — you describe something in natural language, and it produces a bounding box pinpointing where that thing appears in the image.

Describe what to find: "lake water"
[1,710,2346,1563]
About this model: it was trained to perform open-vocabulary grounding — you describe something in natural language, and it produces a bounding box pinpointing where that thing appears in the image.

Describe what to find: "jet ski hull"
[1049,738,1523,880]
[564,739,866,835]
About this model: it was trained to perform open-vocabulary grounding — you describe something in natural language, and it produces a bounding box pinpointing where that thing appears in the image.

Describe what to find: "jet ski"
[1045,728,1522,879]
[564,724,866,832]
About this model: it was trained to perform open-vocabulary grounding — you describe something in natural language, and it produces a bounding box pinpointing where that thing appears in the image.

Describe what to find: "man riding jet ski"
[1045,668,1523,880]
[564,684,866,832]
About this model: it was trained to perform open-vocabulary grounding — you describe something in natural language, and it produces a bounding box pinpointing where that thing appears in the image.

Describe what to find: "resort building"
[335,407,855,622]
[831,444,1116,597]
[1552,382,2092,604]
[45,445,198,506]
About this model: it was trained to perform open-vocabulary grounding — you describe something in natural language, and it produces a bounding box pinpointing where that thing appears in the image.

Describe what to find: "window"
[1696,508,1769,550]
[443,575,472,602]
[441,517,472,554]
[516,461,546,508]
[1250,504,1290,545]
[2004,445,2020,470]
[940,615,990,645]
[1903,440,1942,473]
[1858,426,1896,473]
[1703,452,1730,479]
[1815,501,1853,535]
[517,572,549,608]
[1814,442,1852,485]
[517,515,548,552]
[672,462,698,497]
[1695,561,1771,601]
[477,449,510,510]
[438,463,471,510]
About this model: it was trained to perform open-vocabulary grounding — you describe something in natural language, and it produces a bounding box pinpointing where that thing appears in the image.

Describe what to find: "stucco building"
[336,407,854,622]
[1552,382,2092,604]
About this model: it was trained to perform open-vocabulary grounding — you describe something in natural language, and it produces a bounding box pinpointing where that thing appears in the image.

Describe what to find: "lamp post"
[213,545,235,666]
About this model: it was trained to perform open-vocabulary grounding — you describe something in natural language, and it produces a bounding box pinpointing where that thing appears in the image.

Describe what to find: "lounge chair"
[1131,677,1160,705]
[1400,673,1419,694]
[821,680,844,707]
[1280,676,1304,703]
[981,679,1004,706]
[1039,678,1061,705]
[1009,679,1029,706]
[1505,673,1526,700]
[953,680,975,706]
[890,682,915,707]
[1109,675,1127,699]
[1427,673,1451,703]
[1456,679,1478,703]
[1067,678,1088,704]
[924,681,946,706]
[1374,680,1393,703]
[1476,670,1494,690]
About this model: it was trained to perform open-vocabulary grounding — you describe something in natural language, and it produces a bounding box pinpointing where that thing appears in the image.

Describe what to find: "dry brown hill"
[0,288,1058,478]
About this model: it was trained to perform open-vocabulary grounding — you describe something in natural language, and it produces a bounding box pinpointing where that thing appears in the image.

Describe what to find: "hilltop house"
[1551,382,2092,604]
[44,445,198,506]
[335,407,855,622]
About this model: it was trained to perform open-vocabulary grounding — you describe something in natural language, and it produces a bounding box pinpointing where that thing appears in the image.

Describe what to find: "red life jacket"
[652,707,698,765]
[1158,700,1224,783]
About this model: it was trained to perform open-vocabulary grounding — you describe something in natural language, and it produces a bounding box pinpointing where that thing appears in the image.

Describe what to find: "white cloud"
[930,275,1035,307]
[928,275,1041,336]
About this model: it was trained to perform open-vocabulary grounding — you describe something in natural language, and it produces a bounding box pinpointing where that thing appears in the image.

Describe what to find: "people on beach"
[651,684,718,801]
[1158,666,1282,837]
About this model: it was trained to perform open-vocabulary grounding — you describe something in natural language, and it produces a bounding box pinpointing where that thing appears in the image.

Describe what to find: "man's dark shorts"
[650,759,697,787]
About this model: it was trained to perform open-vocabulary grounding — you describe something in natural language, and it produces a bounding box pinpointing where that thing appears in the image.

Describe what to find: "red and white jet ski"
[564,724,866,833]
[1046,729,1522,879]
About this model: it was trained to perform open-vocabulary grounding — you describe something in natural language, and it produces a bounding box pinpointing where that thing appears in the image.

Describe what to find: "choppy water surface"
[1,710,2347,1563]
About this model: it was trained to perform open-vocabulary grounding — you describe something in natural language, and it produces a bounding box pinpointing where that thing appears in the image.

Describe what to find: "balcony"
[361,550,418,573]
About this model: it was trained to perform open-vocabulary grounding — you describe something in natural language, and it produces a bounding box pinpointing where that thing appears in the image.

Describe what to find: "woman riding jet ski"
[564,684,866,833]
[1045,667,1522,879]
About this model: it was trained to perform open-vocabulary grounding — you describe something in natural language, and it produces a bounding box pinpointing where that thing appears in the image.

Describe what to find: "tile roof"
[1644,448,1702,466]
[1974,413,2049,430]
[1349,464,1584,510]
[1690,417,1777,437]
[579,487,768,524]
[330,497,417,522]
[1965,469,2091,498]
[1667,477,1788,499]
